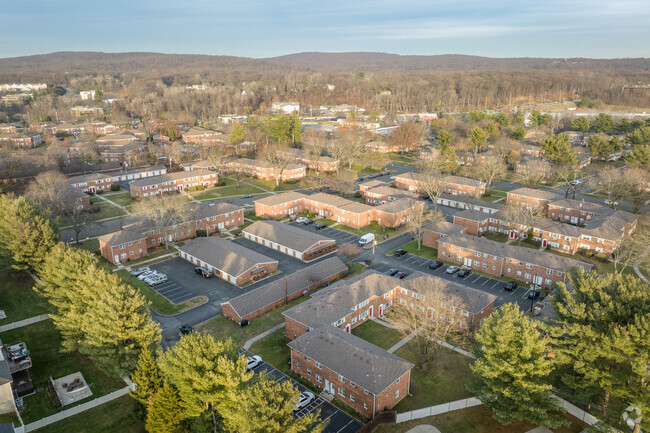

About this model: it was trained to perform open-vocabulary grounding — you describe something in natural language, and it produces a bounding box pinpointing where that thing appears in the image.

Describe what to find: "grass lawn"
[38,394,145,433]
[314,218,334,226]
[388,154,415,165]
[0,262,51,323]
[89,196,102,205]
[350,164,382,175]
[335,221,407,239]
[124,249,175,266]
[0,320,125,424]
[249,327,292,374]
[245,210,263,221]
[388,241,438,261]
[92,202,126,220]
[0,411,19,426]
[484,234,508,243]
[115,270,207,315]
[543,249,637,276]
[245,178,305,192]
[104,193,133,207]
[351,320,403,350]
[392,340,475,412]
[198,296,312,348]
[192,183,265,200]
[71,238,100,253]
[344,263,365,279]
[375,405,587,433]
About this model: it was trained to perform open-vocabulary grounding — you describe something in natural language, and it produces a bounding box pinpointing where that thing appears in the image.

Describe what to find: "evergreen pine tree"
[469,303,567,428]
[541,134,577,167]
[0,195,58,271]
[146,382,184,433]
[131,348,163,407]
[79,272,161,377]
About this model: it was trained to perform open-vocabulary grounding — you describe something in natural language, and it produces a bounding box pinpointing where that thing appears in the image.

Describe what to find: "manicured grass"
[0,320,125,424]
[71,238,100,253]
[350,164,382,175]
[388,154,415,165]
[351,320,403,350]
[375,405,587,433]
[38,394,145,433]
[344,263,365,279]
[192,183,265,200]
[123,249,175,266]
[392,340,475,412]
[335,221,407,239]
[245,177,305,192]
[115,270,207,315]
[314,218,334,225]
[198,296,312,348]
[245,210,263,221]
[388,241,438,261]
[104,193,133,207]
[93,202,127,220]
[0,410,19,426]
[484,234,508,243]
[543,249,636,276]
[89,196,102,205]
[249,327,292,374]
[0,262,51,323]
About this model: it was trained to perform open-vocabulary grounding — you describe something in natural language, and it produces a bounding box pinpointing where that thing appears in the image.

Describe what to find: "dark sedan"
[396,272,408,279]
[457,269,471,278]
[314,223,327,230]
[528,290,541,299]
[385,269,399,276]
[393,249,408,257]
[428,261,444,270]
[504,281,518,291]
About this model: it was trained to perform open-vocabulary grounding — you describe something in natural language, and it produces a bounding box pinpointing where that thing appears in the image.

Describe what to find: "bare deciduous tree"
[408,208,441,251]
[516,159,552,188]
[392,276,470,369]
[471,155,507,190]
[622,167,650,213]
[597,166,626,209]
[388,122,422,154]
[329,170,356,195]
[338,243,362,266]
[260,145,291,188]
[555,167,587,199]
[499,203,544,246]
[131,194,192,250]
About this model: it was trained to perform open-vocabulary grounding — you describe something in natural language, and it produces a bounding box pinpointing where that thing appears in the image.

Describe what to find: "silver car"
[137,270,157,280]
[146,274,168,286]
[294,391,316,411]
[445,265,460,275]
[130,266,150,277]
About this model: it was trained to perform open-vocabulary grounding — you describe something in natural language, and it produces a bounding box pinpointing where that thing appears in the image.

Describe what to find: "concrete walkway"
[23,385,131,432]
[0,314,50,333]
[633,245,650,284]
[406,426,441,433]
[387,332,415,354]
[243,323,285,351]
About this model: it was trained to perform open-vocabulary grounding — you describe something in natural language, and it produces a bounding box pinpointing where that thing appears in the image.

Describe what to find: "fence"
[356,411,396,433]
[395,397,483,423]
[555,396,599,426]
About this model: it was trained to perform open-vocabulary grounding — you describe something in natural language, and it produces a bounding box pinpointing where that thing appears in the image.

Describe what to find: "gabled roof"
[67,172,115,184]
[288,326,414,395]
[374,198,417,214]
[422,220,467,236]
[97,230,147,247]
[180,237,277,278]
[130,169,216,188]
[453,209,491,222]
[255,191,308,207]
[243,220,335,253]
[507,187,562,201]
[395,172,486,188]
[223,257,347,319]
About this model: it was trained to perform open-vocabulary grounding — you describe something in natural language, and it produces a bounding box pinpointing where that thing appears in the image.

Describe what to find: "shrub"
[110,184,121,192]
[196,185,204,191]
[216,181,226,186]
[96,189,104,195]
[195,229,207,237]
[594,252,607,261]
[583,250,594,258]
[89,206,100,214]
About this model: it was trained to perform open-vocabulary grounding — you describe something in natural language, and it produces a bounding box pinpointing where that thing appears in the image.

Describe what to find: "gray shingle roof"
[130,169,216,188]
[180,237,277,278]
[288,326,413,395]
[422,220,467,236]
[396,172,486,188]
[97,230,147,247]
[195,202,242,220]
[243,220,335,253]
[67,172,115,185]
[255,191,308,207]
[452,209,490,222]
[374,198,416,214]
[223,257,347,319]
[507,187,562,201]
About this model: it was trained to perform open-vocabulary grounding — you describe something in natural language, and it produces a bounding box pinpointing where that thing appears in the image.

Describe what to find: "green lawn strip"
[244,211,263,221]
[104,193,133,207]
[0,262,51,323]
[197,296,312,348]
[89,196,102,205]
[344,263,365,279]
[542,249,636,276]
[71,238,100,253]
[350,164,382,175]
[334,221,408,239]
[314,218,334,226]
[92,202,127,220]
[388,241,438,261]
[114,270,207,316]
[0,411,19,426]
[0,320,125,424]
[36,394,145,433]
[484,234,508,243]
[193,183,265,200]
[375,405,586,433]
[350,320,403,350]
[244,177,306,192]
[392,340,475,412]
[388,155,414,165]
[123,249,175,266]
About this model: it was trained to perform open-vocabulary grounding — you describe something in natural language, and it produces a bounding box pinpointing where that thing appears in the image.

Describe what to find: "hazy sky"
[2,0,649,58]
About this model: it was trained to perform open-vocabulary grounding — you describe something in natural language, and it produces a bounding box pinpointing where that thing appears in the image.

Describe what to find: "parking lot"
[241,350,364,433]
[375,252,534,310]
[287,221,361,246]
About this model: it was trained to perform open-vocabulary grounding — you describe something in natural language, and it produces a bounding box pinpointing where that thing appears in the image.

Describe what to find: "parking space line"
[336,420,356,433]
[470,275,482,283]
[490,281,501,289]
[481,278,492,286]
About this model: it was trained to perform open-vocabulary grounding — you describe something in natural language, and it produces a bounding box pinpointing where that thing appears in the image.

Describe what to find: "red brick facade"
[394,173,486,197]
[225,158,307,181]
[130,170,219,197]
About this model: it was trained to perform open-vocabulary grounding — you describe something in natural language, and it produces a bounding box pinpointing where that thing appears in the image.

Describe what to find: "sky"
[2,0,650,59]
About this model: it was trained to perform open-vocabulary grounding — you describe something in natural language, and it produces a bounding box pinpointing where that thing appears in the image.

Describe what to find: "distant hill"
[0,51,648,75]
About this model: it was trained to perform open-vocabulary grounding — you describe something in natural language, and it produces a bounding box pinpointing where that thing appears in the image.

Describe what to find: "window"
[338,388,345,397]
[315,361,321,368]
[482,263,487,268]
[296,362,300,369]
[316,374,322,383]
[474,260,479,266]
[395,390,400,398]
[364,403,368,410]
[350,382,356,388]
[449,254,455,259]
[547,269,553,275]
[396,378,400,384]
[492,266,496,270]
[307,369,312,375]
[526,264,532,269]
[338,374,344,383]
[524,273,531,280]
[517,271,522,276]
[474,251,480,257]
[350,395,356,402]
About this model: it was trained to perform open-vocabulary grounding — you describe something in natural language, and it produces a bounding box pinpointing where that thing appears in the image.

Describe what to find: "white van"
[358,233,375,246]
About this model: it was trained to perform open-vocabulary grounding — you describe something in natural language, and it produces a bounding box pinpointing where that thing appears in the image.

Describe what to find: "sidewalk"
[0,314,50,333]
[387,332,415,354]
[633,246,650,284]
[243,323,285,350]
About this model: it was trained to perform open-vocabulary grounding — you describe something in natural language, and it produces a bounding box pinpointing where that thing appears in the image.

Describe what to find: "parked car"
[569,179,583,185]
[393,249,408,257]
[141,272,160,283]
[457,269,471,278]
[358,233,375,246]
[294,391,316,412]
[246,355,263,371]
[130,266,150,277]
[241,194,253,199]
[357,177,365,182]
[418,195,431,201]
[194,266,212,278]
[604,199,618,207]
[179,325,194,335]
[304,219,314,225]
[146,274,168,286]
[428,261,443,270]
[389,176,395,180]
[396,272,408,279]
[528,290,541,300]
[504,281,518,291]
[367,174,378,179]
[137,270,157,280]
[445,265,460,275]
[385,269,399,276]
[314,223,327,230]
[295,217,309,224]
[382,171,390,176]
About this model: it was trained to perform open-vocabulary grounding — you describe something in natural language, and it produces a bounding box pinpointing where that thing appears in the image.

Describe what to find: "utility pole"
[371,240,376,269]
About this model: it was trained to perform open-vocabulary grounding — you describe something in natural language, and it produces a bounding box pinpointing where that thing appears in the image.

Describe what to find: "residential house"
[179,237,278,287]
[359,182,418,205]
[67,173,115,193]
[422,220,467,249]
[70,106,103,118]
[225,158,307,182]
[0,133,41,148]
[547,199,607,225]
[0,339,33,414]
[394,172,486,197]
[277,148,339,172]
[243,220,337,262]
[451,210,491,236]
[271,102,300,114]
[506,187,563,212]
[98,230,148,264]
[365,141,400,154]
[129,169,218,197]
[0,124,15,134]
[180,127,225,146]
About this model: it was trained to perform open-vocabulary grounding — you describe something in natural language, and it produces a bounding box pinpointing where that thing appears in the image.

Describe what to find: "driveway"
[242,351,364,433]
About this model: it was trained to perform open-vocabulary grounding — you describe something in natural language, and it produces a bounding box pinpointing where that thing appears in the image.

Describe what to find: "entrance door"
[114,255,119,263]
[325,379,334,394]
[345,324,351,333]
[369,306,374,317]
[89,187,96,193]
[464,257,472,267]
[533,275,543,286]
[177,184,184,192]
[542,239,548,248]
[570,216,578,224]
[379,304,384,316]
[218,222,224,229]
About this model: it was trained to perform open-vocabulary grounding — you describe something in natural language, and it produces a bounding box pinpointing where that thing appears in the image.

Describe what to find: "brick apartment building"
[422,220,467,248]
[98,203,243,264]
[394,172,486,197]
[242,220,337,262]
[0,132,42,148]
[506,187,562,212]
[278,148,339,172]
[130,169,218,197]
[359,180,418,205]
[221,257,347,323]
[450,209,490,236]
[179,237,278,287]
[67,173,116,193]
[436,233,593,289]
[0,124,16,134]
[224,158,307,182]
[547,199,606,225]
[99,141,147,163]
[180,127,225,145]
[254,192,422,229]
[365,140,401,153]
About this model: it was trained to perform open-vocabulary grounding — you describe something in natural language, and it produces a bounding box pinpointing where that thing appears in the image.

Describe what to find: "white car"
[294,391,316,412]
[604,199,618,207]
[137,270,157,280]
[145,274,168,286]
[142,272,161,283]
[130,266,150,277]
[295,217,309,224]
[445,265,460,275]
[246,355,263,371]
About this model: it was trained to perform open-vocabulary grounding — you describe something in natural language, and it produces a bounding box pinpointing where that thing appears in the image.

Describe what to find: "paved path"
[0,314,50,333]
[24,385,131,432]
[387,332,415,354]
[243,323,285,350]
[633,246,650,284]
[406,426,441,433]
